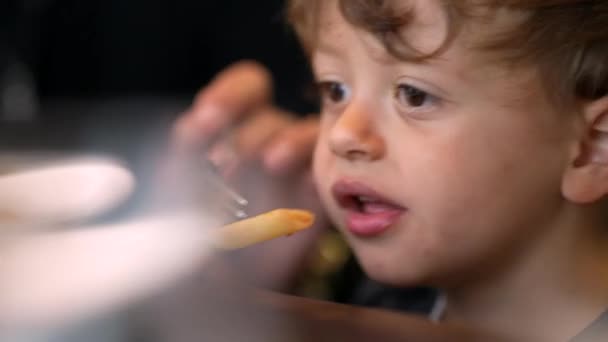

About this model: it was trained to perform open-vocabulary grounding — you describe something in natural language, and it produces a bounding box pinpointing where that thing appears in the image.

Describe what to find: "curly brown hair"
[287,0,608,106]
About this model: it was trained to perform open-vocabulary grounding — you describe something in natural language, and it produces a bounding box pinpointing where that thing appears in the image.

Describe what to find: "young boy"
[286,0,608,340]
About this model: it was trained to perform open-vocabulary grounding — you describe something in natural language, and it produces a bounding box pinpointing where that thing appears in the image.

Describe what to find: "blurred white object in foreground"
[0,157,134,228]
[0,157,216,329]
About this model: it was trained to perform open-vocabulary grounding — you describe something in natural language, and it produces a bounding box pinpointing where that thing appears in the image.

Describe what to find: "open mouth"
[332,179,406,237]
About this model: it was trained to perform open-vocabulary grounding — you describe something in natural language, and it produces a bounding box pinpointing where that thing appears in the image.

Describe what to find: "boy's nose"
[328,103,385,162]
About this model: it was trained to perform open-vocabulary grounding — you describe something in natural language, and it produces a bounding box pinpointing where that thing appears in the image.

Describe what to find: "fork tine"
[218,198,249,219]
[199,159,249,219]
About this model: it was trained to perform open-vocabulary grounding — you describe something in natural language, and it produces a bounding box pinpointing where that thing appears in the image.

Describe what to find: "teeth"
[357,196,377,203]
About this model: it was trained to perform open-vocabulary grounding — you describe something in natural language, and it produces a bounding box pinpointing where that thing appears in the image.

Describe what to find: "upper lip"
[331,179,405,210]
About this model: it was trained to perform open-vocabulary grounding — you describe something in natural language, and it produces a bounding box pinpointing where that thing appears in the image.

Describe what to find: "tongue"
[346,203,404,237]
[362,201,401,214]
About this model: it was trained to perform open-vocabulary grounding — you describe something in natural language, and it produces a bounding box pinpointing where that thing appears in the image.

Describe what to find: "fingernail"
[207,145,227,169]
[208,144,238,170]
[195,105,226,133]
[264,143,292,174]
[171,121,198,152]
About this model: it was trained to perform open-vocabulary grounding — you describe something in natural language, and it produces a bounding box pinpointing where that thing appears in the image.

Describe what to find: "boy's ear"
[563,96,608,204]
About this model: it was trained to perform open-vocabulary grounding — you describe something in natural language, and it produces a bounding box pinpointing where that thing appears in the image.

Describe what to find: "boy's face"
[312,0,578,286]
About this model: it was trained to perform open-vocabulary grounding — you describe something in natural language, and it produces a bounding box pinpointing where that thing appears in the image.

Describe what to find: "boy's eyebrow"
[315,42,345,58]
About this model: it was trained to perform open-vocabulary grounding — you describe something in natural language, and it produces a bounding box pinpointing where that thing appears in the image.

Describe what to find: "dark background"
[0,0,318,165]
[1,0,313,109]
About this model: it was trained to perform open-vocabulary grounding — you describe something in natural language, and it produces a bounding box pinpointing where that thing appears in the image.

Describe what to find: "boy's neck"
[442,206,608,341]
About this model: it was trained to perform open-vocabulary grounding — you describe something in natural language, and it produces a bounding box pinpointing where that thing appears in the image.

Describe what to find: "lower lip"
[344,209,404,237]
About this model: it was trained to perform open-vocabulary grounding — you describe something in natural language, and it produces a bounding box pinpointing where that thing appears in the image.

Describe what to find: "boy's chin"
[355,252,429,288]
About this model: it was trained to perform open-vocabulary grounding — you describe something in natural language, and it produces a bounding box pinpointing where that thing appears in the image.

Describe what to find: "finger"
[172,113,203,152]
[262,117,320,176]
[173,61,273,147]
[0,157,134,228]
[206,107,294,169]
[233,107,294,160]
[194,60,273,125]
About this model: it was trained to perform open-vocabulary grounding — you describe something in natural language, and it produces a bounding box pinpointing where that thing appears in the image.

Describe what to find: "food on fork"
[212,209,314,250]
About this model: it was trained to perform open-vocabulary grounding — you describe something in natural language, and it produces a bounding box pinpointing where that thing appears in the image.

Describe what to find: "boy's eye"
[395,84,438,111]
[317,81,350,104]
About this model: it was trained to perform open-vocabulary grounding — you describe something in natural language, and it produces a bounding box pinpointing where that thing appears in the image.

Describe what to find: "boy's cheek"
[311,138,325,187]
[311,142,331,199]
[312,131,334,180]
[311,139,346,221]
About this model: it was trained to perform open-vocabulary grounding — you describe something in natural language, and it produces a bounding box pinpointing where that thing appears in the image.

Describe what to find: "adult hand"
[172,61,326,290]
[173,60,318,176]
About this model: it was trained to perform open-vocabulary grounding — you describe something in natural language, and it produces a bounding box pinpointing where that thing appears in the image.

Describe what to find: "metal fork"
[198,157,249,220]
[156,153,249,222]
